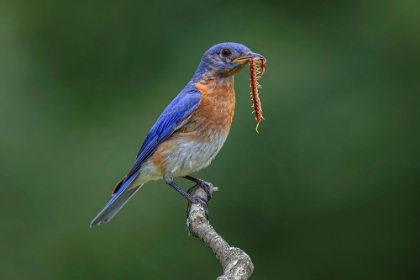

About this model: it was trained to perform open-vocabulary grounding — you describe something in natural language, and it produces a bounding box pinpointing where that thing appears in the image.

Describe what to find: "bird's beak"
[251,53,265,61]
[233,52,266,63]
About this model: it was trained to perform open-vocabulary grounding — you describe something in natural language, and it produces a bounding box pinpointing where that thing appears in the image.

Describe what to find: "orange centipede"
[249,56,266,133]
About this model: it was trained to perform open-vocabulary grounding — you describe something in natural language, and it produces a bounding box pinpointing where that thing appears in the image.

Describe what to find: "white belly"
[135,129,229,184]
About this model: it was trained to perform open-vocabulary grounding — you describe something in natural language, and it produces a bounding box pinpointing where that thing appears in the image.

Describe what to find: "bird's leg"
[183,175,213,201]
[164,174,209,218]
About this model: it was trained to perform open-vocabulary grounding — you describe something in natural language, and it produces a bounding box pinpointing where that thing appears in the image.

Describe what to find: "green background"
[1,0,419,279]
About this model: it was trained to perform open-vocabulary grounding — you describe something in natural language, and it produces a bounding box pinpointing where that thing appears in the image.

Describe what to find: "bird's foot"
[186,178,214,201]
[164,174,212,219]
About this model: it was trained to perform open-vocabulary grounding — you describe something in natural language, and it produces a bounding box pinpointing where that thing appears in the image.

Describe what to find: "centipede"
[249,56,266,133]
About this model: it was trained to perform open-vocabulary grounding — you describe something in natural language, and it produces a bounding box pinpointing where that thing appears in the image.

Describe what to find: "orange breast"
[146,76,236,175]
[183,76,236,137]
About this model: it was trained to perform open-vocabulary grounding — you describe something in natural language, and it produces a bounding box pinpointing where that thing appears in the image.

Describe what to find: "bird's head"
[198,42,265,77]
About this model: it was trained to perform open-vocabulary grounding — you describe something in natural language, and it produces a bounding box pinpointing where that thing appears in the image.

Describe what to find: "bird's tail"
[90,173,143,227]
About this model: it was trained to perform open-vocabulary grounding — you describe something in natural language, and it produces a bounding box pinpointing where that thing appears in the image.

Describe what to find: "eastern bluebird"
[91,42,265,227]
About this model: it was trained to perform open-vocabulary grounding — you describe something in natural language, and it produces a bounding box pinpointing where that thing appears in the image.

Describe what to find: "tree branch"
[186,185,254,280]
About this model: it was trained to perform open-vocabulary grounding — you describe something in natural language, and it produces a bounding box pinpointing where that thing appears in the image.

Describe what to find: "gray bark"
[186,185,254,280]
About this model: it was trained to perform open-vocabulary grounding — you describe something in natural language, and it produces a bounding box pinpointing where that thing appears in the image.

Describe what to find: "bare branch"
[186,185,254,280]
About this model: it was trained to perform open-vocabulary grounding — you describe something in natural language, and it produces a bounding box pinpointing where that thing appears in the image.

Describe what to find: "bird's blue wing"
[90,84,202,227]
[126,84,202,179]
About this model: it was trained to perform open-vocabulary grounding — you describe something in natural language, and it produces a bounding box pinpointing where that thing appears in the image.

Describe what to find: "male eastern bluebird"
[91,42,265,227]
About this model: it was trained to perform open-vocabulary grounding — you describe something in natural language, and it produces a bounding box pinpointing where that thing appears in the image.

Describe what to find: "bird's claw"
[187,179,213,201]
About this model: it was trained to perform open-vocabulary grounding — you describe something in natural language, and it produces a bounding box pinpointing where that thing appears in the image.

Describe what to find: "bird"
[90,42,265,227]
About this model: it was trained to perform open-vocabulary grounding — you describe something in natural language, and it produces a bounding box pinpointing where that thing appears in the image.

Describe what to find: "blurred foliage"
[1,0,419,279]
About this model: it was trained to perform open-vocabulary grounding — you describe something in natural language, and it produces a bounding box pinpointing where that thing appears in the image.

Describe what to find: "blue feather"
[126,83,201,179]
[90,83,201,226]
[90,172,140,227]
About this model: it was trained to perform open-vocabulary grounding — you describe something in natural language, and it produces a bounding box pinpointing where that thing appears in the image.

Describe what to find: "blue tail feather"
[90,173,143,227]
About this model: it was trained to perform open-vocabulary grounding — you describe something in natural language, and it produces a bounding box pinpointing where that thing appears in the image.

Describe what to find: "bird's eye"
[220,49,232,58]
